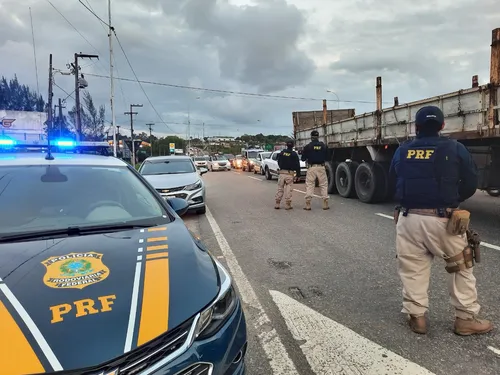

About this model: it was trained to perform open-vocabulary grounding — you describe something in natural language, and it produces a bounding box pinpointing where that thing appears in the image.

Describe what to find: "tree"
[68,91,106,141]
[0,75,45,111]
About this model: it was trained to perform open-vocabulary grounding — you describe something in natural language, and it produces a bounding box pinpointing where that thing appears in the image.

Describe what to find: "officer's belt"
[401,208,453,218]
[278,170,295,175]
[308,163,325,167]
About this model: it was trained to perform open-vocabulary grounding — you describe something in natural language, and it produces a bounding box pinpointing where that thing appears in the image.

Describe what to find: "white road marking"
[375,213,500,251]
[0,278,63,371]
[247,176,262,181]
[487,346,500,356]
[270,290,436,375]
[233,171,241,175]
[205,207,299,375]
[293,189,323,199]
[124,261,143,352]
[375,213,394,220]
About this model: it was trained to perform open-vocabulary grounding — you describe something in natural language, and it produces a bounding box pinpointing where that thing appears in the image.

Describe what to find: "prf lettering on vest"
[50,295,116,323]
[313,146,321,150]
[283,152,291,156]
[406,149,435,160]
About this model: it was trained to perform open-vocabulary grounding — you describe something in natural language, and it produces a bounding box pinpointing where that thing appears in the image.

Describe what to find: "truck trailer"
[295,27,500,204]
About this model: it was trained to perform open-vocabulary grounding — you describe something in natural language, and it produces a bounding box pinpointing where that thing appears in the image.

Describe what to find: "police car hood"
[0,221,219,373]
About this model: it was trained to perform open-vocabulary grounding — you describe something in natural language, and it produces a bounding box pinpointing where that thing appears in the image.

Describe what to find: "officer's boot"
[323,199,329,210]
[454,316,493,336]
[274,200,280,209]
[408,315,427,334]
[303,200,311,211]
[285,200,293,210]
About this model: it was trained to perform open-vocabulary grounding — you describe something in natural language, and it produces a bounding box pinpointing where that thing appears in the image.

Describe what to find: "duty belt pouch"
[446,209,470,235]
[445,246,474,273]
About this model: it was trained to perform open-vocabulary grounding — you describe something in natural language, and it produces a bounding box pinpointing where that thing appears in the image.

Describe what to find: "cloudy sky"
[1,0,499,138]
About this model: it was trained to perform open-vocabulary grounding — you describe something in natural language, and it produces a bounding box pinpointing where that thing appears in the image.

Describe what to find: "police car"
[0,138,247,375]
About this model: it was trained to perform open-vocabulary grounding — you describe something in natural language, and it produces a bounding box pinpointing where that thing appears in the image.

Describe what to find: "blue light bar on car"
[54,139,76,147]
[0,139,15,146]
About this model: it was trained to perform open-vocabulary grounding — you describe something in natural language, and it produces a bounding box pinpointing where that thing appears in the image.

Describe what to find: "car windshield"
[141,159,196,175]
[261,152,271,159]
[194,157,208,161]
[225,154,234,159]
[247,151,260,159]
[214,156,228,161]
[0,164,168,237]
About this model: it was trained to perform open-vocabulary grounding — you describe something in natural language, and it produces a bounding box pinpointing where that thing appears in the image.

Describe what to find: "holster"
[446,209,470,235]
[445,228,481,273]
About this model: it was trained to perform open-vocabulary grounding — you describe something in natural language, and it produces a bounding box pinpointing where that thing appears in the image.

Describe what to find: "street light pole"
[124,103,142,167]
[326,89,340,109]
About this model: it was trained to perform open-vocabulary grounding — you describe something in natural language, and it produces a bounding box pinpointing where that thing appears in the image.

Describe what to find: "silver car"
[193,156,209,168]
[139,155,208,214]
[208,155,231,171]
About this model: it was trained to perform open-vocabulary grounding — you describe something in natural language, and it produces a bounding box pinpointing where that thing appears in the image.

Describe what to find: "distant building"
[0,110,47,142]
[207,136,235,147]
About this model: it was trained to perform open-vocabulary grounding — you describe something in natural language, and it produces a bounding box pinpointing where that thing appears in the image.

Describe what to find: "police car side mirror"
[167,197,189,217]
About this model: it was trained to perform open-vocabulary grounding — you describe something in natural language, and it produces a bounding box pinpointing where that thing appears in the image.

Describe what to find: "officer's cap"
[415,106,444,127]
[311,130,319,137]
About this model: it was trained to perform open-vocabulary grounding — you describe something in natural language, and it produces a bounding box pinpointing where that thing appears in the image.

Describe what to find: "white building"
[0,110,47,141]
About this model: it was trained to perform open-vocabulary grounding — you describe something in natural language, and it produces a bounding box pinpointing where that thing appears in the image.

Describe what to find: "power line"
[82,72,390,104]
[77,0,110,27]
[112,29,178,134]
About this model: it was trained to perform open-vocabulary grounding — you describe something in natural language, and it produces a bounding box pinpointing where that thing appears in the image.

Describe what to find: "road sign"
[169,143,175,153]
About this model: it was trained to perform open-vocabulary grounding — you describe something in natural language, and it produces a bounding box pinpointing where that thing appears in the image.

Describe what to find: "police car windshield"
[0,165,169,237]
[141,159,196,175]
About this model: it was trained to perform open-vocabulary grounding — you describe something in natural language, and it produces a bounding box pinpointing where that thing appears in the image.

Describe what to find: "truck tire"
[354,162,386,203]
[265,167,272,180]
[325,161,338,194]
[374,162,395,202]
[487,188,500,197]
[335,161,359,198]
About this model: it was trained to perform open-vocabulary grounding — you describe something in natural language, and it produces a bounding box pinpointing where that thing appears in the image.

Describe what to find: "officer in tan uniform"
[301,130,329,210]
[275,140,301,210]
[389,105,493,336]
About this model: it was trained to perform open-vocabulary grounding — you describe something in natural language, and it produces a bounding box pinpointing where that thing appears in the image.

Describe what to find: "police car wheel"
[335,161,358,198]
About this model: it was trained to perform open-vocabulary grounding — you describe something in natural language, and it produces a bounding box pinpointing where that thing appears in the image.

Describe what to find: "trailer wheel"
[374,162,395,202]
[335,161,358,198]
[487,188,500,197]
[325,161,338,194]
[355,162,386,203]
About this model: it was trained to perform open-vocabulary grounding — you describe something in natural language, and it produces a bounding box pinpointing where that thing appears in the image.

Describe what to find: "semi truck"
[294,27,500,203]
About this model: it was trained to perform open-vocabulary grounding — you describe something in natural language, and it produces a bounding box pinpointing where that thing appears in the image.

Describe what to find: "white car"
[192,156,209,168]
[208,155,231,171]
[262,150,307,181]
[139,155,208,214]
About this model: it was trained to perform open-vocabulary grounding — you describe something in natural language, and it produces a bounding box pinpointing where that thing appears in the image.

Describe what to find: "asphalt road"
[183,169,500,375]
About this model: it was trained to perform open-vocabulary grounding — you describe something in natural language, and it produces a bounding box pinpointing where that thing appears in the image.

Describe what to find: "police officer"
[275,140,301,210]
[301,130,329,210]
[389,105,493,336]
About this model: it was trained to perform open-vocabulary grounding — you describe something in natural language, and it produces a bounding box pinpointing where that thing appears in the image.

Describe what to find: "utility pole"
[146,123,154,156]
[108,0,117,157]
[116,125,121,154]
[54,98,66,137]
[124,104,142,167]
[72,52,99,141]
[47,54,54,139]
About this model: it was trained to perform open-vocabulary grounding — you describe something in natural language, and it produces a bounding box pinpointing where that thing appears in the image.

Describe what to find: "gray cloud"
[0,0,499,138]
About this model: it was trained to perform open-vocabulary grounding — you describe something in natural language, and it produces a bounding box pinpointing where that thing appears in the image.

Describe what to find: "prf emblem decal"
[42,252,110,290]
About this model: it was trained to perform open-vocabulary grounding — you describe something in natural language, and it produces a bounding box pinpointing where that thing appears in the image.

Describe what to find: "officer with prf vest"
[301,130,329,210]
[274,140,301,210]
[389,105,493,336]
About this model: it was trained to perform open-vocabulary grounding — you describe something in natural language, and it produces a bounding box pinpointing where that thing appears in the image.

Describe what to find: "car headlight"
[192,259,237,341]
[185,180,202,191]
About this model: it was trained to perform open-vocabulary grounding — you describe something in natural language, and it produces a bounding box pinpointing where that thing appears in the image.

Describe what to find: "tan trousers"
[396,212,480,319]
[305,165,328,200]
[275,172,294,202]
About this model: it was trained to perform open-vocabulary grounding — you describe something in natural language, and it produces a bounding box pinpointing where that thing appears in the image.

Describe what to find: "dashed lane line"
[247,176,263,181]
[487,346,500,356]
[204,207,300,374]
[375,213,500,251]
